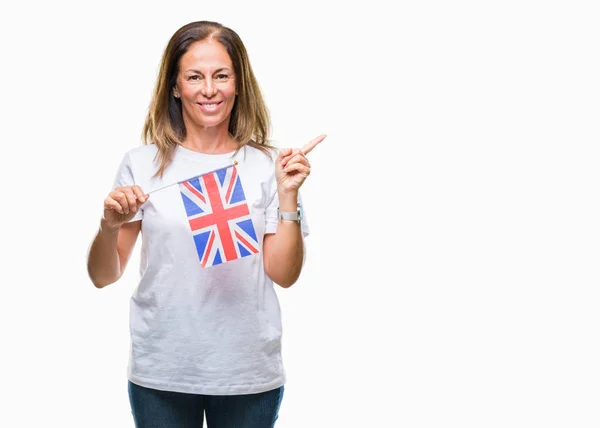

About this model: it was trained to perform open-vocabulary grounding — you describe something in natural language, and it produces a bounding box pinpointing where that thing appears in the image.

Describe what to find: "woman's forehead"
[179,40,233,70]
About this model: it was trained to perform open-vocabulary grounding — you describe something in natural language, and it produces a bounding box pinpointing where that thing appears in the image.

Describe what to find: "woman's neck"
[181,125,238,154]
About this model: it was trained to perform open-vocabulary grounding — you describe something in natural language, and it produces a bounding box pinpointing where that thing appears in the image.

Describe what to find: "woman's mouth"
[197,101,222,112]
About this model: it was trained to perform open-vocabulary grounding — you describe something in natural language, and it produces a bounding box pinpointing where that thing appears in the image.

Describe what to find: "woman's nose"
[201,78,218,97]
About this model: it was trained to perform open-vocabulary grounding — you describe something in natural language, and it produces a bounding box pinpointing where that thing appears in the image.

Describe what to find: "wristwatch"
[278,204,302,224]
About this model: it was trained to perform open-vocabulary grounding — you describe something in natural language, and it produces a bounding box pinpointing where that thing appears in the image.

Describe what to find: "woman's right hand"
[102,185,148,229]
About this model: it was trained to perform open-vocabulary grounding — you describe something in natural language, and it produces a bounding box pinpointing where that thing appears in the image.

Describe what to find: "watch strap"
[278,206,301,222]
[279,210,300,221]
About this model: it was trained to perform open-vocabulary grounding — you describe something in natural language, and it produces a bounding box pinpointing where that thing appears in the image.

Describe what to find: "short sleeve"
[112,151,143,222]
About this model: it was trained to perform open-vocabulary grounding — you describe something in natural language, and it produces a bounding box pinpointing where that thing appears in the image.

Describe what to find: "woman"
[87,20,324,428]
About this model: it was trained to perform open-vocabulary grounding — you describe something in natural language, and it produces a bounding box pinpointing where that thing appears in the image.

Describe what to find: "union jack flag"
[179,165,259,268]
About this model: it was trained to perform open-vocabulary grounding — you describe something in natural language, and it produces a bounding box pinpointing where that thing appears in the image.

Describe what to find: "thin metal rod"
[146,163,236,195]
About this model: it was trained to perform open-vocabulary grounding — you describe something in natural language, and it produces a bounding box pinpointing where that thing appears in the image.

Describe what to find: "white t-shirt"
[111,143,308,395]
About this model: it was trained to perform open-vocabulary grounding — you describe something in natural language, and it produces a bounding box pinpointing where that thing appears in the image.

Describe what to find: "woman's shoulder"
[124,143,159,160]
[120,144,160,172]
[243,143,278,163]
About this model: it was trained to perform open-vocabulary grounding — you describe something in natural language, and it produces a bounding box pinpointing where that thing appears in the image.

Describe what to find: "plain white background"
[1,0,599,426]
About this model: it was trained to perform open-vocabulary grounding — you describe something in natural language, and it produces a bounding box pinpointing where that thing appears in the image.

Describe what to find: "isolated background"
[1,0,598,427]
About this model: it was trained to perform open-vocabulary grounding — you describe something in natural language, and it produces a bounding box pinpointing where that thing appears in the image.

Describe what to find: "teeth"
[203,103,217,107]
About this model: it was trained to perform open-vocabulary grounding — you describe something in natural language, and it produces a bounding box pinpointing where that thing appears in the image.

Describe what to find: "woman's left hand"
[276,134,326,194]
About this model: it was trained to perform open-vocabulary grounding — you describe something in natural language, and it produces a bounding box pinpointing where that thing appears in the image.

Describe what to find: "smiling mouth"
[197,101,222,112]
[199,102,222,106]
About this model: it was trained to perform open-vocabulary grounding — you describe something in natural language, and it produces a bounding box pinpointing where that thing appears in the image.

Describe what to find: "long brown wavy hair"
[143,21,273,177]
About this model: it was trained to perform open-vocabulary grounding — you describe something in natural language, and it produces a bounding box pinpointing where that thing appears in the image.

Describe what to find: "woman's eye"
[189,75,201,81]
[216,74,229,80]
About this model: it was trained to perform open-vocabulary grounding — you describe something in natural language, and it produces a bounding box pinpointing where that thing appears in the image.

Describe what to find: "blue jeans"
[128,381,284,428]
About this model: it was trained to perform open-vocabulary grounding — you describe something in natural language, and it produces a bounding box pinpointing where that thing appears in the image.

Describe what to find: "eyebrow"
[184,68,232,74]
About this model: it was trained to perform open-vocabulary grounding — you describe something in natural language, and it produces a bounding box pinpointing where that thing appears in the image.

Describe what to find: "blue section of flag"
[213,249,223,265]
[237,219,257,241]
[238,243,251,257]
[229,178,245,204]
[189,177,202,191]
[182,193,204,216]
[216,168,227,186]
[193,231,211,257]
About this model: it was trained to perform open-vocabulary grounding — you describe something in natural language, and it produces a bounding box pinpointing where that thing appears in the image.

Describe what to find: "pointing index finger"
[301,134,327,155]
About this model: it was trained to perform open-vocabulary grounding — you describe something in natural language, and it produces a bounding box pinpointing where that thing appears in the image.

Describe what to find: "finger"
[132,185,148,203]
[122,187,139,212]
[284,153,310,171]
[104,197,125,215]
[283,163,310,177]
[281,148,303,167]
[300,134,326,156]
[277,148,293,162]
[110,191,131,214]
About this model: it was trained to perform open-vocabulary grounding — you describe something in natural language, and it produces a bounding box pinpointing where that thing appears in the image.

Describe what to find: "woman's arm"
[262,134,325,288]
[87,220,141,288]
[263,191,304,288]
[87,185,147,288]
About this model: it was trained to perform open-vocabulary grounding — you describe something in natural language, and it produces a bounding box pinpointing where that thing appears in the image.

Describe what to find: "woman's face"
[174,39,237,132]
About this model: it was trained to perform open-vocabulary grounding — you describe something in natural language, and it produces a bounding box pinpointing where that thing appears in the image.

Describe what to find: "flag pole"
[145,162,237,196]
